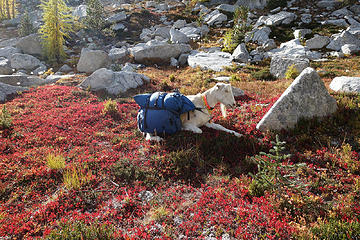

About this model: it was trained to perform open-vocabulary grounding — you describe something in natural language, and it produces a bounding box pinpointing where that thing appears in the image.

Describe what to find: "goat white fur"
[180,83,243,137]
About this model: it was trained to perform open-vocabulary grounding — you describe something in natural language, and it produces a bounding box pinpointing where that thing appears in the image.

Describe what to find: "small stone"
[293,29,312,39]
[341,44,359,54]
[232,43,249,63]
[300,13,312,24]
[306,35,331,49]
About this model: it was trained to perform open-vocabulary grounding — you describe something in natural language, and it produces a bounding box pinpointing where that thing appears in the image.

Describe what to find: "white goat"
[144,83,242,141]
[180,83,242,137]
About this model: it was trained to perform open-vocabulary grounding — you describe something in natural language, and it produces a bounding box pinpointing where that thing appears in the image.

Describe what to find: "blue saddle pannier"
[134,91,195,135]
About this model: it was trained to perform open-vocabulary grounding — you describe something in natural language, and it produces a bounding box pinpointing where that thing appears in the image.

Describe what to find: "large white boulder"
[257,68,337,131]
[0,74,52,87]
[216,4,236,13]
[203,10,227,26]
[16,34,43,56]
[106,12,127,24]
[235,0,267,10]
[270,57,309,79]
[232,43,249,63]
[77,48,111,74]
[255,11,297,27]
[0,58,12,75]
[329,76,360,93]
[179,26,209,40]
[188,50,233,72]
[341,44,360,54]
[73,5,87,19]
[78,68,150,95]
[129,41,191,65]
[245,26,271,45]
[326,31,360,51]
[0,46,20,58]
[306,35,331,49]
[0,82,27,102]
[268,39,321,60]
[170,28,190,44]
[108,48,128,63]
[10,53,41,70]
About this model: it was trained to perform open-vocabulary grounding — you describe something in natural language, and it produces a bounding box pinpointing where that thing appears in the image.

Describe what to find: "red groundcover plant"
[0,85,359,239]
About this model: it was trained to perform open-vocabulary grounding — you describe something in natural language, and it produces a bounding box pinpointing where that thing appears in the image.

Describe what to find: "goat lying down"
[145,83,242,141]
[180,83,242,137]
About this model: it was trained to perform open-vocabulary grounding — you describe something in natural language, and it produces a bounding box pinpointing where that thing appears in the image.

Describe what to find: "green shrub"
[169,74,176,82]
[249,135,307,197]
[223,6,251,53]
[84,0,106,32]
[102,99,118,116]
[168,147,203,180]
[47,220,115,240]
[46,153,66,170]
[0,105,12,130]
[251,67,275,81]
[63,165,92,190]
[312,218,360,240]
[230,74,241,82]
[111,158,159,187]
[18,11,36,37]
[285,64,300,80]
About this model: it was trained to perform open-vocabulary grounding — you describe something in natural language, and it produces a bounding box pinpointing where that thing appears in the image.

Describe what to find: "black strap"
[144,96,150,129]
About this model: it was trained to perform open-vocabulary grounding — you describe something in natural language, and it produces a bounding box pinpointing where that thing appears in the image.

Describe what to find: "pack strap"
[144,95,151,129]
[202,95,213,114]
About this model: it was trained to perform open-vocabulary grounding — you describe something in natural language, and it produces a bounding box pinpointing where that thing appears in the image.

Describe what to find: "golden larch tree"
[0,0,16,19]
[39,0,72,63]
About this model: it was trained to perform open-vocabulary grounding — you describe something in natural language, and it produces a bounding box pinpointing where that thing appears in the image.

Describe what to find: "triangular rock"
[257,67,337,131]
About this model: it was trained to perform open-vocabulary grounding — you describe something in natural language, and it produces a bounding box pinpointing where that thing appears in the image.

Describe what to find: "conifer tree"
[39,0,73,63]
[0,0,16,19]
[84,0,105,32]
[18,11,35,37]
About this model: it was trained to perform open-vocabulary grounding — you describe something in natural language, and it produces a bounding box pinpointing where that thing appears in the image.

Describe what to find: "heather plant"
[84,0,106,32]
[338,143,360,174]
[46,153,66,170]
[251,67,275,81]
[311,218,360,240]
[249,135,307,197]
[111,158,159,187]
[102,99,118,116]
[18,11,36,37]
[0,105,12,130]
[39,0,73,63]
[169,74,176,82]
[47,220,116,239]
[285,64,300,80]
[223,6,251,53]
[149,206,171,222]
[63,165,92,190]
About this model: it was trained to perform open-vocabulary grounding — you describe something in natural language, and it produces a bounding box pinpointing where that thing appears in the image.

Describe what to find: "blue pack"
[134,91,195,135]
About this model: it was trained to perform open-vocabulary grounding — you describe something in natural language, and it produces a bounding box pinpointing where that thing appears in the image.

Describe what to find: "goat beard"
[220,103,227,118]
